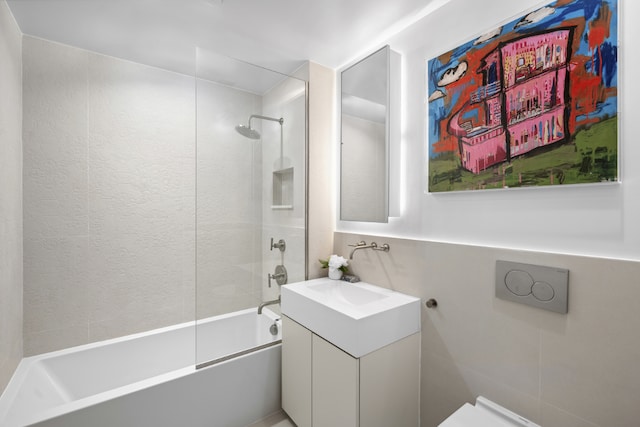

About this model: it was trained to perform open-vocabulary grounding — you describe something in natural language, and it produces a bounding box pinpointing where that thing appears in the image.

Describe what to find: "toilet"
[439,396,540,427]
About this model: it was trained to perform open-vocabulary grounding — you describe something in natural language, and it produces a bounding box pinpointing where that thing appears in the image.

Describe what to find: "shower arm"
[248,115,285,170]
[248,114,284,127]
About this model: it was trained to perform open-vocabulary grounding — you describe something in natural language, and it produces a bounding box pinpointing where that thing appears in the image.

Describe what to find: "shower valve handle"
[268,265,288,287]
[270,238,286,252]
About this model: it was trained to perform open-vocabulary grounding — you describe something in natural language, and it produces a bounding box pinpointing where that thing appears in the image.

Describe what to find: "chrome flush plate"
[495,260,569,314]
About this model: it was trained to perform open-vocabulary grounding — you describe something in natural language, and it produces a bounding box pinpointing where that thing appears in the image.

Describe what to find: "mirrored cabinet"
[340,45,400,223]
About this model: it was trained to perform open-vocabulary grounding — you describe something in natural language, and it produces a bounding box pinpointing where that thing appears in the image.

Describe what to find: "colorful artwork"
[427,0,618,192]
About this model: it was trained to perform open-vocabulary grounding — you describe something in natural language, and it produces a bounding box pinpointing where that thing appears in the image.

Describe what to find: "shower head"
[235,124,261,139]
[235,114,283,140]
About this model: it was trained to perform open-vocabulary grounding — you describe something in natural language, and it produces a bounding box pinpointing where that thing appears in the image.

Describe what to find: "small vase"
[328,268,343,280]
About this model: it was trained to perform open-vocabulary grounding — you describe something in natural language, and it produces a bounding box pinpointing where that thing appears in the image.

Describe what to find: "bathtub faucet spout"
[258,296,281,314]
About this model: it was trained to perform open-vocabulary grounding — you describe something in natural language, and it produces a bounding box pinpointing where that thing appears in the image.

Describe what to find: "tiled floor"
[246,410,296,427]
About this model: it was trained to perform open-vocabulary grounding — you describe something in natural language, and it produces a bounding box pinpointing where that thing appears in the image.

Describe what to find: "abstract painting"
[427,0,618,192]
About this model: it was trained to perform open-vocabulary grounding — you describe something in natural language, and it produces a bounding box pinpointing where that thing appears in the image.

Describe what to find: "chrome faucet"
[348,241,391,259]
[349,241,377,259]
[258,296,281,314]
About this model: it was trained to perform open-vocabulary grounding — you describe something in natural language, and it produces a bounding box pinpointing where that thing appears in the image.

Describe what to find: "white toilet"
[439,396,540,427]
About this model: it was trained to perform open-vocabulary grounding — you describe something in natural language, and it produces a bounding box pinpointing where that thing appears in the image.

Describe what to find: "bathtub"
[0,308,282,427]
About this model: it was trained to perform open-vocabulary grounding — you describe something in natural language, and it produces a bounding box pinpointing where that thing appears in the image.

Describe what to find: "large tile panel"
[85,52,195,342]
[540,257,640,427]
[23,236,89,354]
[22,38,197,354]
[23,36,89,239]
[0,0,23,394]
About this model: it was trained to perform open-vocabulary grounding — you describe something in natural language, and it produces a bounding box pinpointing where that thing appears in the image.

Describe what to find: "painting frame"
[426,0,619,193]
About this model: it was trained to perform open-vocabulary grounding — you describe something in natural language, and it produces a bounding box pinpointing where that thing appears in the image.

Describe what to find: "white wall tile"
[24,237,89,337]
[540,402,599,427]
[261,74,307,305]
[23,37,89,240]
[422,351,541,425]
[86,55,195,339]
[88,305,186,343]
[0,222,23,387]
[20,38,306,365]
[0,0,23,393]
[539,258,640,427]
[87,233,188,323]
[23,38,197,354]
[24,325,88,356]
[21,37,90,356]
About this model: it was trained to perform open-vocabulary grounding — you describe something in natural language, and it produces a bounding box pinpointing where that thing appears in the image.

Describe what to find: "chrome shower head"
[235,124,261,139]
[235,114,283,140]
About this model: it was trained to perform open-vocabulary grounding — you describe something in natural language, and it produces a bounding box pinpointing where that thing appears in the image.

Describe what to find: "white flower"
[328,254,348,269]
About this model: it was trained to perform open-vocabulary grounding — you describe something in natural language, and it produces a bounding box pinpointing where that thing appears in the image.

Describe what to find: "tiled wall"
[22,36,310,355]
[23,37,196,355]
[0,0,23,393]
[261,75,308,303]
[334,232,640,427]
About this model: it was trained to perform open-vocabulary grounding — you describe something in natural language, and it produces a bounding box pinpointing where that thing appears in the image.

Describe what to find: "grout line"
[538,328,543,419]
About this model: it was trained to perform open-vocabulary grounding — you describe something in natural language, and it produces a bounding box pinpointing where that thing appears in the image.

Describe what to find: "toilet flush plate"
[496,260,568,314]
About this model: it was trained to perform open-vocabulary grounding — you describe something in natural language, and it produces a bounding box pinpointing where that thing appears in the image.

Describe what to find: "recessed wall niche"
[272,167,294,209]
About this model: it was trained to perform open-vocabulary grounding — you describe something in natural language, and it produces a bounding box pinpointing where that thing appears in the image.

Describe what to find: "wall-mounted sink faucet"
[349,241,376,259]
[348,241,391,259]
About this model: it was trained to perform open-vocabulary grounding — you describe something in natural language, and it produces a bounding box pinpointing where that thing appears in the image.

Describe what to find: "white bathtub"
[0,308,282,427]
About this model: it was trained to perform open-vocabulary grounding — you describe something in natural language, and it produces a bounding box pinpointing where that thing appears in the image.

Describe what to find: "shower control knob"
[268,265,288,287]
[270,238,286,252]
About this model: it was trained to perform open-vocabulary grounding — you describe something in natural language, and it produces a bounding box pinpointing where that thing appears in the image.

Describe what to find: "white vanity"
[281,278,421,427]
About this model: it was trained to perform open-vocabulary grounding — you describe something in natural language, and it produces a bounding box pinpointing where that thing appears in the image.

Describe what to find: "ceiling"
[7,0,439,87]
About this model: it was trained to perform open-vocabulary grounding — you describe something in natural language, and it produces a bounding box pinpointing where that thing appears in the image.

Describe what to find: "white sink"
[306,282,387,306]
[281,278,421,358]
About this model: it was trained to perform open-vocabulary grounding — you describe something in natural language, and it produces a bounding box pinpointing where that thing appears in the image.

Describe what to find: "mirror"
[340,45,398,222]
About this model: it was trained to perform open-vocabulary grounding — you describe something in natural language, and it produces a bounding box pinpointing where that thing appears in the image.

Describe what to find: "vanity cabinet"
[312,333,359,426]
[282,315,420,427]
[282,315,312,427]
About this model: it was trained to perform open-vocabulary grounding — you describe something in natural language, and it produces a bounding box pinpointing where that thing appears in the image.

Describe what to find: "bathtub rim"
[0,307,281,427]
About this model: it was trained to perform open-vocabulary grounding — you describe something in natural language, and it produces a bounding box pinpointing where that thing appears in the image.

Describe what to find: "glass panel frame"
[195,47,308,368]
